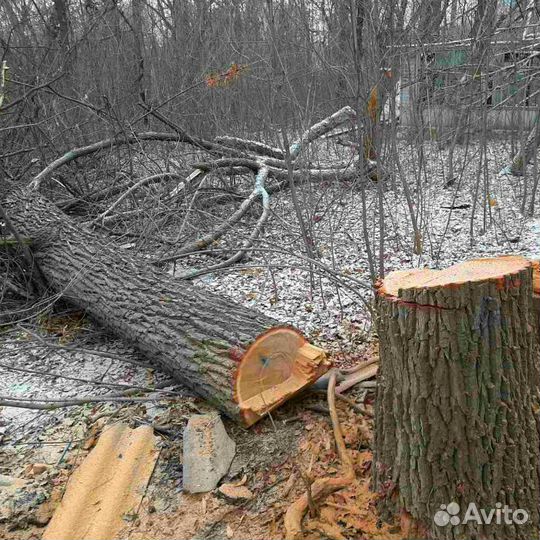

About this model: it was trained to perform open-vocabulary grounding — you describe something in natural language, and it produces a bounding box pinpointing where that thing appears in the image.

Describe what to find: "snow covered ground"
[171,139,540,349]
[1,137,538,452]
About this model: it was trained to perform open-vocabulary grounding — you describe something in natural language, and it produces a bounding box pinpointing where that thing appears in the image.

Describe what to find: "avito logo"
[434,502,529,527]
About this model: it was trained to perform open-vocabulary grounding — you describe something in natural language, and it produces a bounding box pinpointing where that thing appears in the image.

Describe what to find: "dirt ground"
[0,319,398,540]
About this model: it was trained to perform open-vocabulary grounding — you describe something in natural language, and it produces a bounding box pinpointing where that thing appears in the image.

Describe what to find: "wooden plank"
[43,424,159,540]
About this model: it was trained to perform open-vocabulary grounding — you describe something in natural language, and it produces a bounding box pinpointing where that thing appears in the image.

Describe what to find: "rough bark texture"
[3,188,300,423]
[373,257,540,540]
[534,293,540,339]
[510,115,540,176]
[533,261,540,339]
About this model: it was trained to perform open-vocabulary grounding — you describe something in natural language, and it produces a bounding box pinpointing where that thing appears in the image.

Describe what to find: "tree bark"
[131,0,148,113]
[510,114,540,176]
[373,256,540,540]
[3,188,330,426]
[52,0,70,57]
[535,293,540,349]
[533,260,540,338]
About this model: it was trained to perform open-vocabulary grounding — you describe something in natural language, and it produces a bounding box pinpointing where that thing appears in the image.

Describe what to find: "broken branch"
[29,132,194,190]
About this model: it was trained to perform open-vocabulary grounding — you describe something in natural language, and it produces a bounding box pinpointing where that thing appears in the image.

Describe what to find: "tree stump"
[373,256,540,540]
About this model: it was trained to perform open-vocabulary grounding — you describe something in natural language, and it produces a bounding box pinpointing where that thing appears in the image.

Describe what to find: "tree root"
[284,371,356,540]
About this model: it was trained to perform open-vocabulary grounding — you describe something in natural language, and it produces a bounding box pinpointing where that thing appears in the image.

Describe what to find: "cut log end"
[378,255,532,298]
[234,327,331,427]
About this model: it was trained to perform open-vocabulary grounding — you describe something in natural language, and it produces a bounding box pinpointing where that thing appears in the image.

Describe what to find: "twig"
[16,324,154,368]
[335,392,374,418]
[305,404,330,414]
[334,361,378,394]
[310,389,373,418]
[164,171,263,261]
[28,132,194,190]
[0,361,183,396]
[0,377,179,411]
[177,167,271,279]
[92,172,182,224]
[297,465,318,518]
[143,105,288,169]
[0,395,178,410]
[0,74,64,112]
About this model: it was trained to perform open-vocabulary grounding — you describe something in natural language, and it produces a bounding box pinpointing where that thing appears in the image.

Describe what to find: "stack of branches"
[26,106,376,280]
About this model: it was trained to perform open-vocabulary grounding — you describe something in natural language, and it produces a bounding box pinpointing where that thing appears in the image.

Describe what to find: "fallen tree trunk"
[3,187,330,426]
[373,256,540,540]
